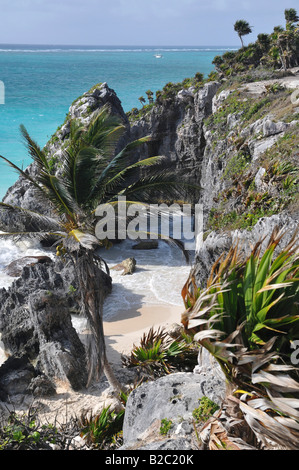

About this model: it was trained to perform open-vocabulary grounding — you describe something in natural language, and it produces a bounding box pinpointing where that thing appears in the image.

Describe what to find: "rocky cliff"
[3,69,298,243]
[1,67,299,449]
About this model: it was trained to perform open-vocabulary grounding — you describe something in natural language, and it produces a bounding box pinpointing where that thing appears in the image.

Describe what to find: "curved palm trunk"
[72,248,124,393]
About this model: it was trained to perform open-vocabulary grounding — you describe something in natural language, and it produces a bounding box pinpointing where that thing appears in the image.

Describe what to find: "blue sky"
[0,0,297,46]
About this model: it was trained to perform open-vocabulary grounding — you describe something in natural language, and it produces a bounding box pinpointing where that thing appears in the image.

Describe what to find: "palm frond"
[20,124,50,172]
[119,169,200,203]
[182,228,299,449]
[0,154,45,195]
[0,202,62,231]
[62,146,106,205]
[93,155,167,204]
[37,171,80,220]
[84,106,125,150]
[0,230,66,242]
[90,135,152,200]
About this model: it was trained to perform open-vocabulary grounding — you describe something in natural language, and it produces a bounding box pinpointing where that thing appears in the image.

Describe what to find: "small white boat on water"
[154,53,163,58]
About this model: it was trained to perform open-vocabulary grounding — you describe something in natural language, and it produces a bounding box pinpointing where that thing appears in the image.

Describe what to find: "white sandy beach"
[14,303,186,427]
[0,238,190,425]
[104,303,184,364]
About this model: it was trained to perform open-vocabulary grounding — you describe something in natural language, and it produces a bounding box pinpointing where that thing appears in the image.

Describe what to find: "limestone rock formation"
[0,258,112,396]
[1,71,299,436]
[121,371,226,450]
[4,255,52,277]
[0,82,130,232]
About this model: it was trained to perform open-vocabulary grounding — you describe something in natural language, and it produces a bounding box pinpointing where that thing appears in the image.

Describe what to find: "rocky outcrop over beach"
[0,67,299,449]
[0,82,131,232]
[0,79,222,228]
[0,257,112,396]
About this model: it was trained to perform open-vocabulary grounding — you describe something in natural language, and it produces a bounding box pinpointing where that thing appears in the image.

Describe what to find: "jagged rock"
[195,81,220,119]
[27,374,57,397]
[0,258,112,392]
[137,438,195,451]
[0,356,36,401]
[111,257,136,275]
[4,255,53,277]
[248,134,281,161]
[177,88,194,101]
[130,81,220,192]
[254,167,266,189]
[263,118,288,137]
[29,291,88,390]
[212,89,231,113]
[122,371,226,447]
[194,347,226,381]
[227,112,243,129]
[1,80,221,233]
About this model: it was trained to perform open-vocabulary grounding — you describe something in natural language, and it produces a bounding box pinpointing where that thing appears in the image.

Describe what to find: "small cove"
[0,238,192,366]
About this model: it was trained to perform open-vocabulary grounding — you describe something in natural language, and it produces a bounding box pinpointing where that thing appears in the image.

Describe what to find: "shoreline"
[103,303,184,364]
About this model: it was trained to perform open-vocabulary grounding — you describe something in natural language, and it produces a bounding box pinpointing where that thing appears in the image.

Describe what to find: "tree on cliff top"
[0,105,196,392]
[234,19,253,48]
[284,8,299,28]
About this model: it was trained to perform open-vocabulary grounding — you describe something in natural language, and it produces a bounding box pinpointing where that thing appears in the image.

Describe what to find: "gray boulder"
[122,371,226,448]
[111,257,136,275]
[4,255,52,277]
[0,356,36,401]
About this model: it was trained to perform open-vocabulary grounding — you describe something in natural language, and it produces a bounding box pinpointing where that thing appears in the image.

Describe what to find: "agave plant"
[122,326,198,377]
[182,228,299,449]
[78,405,125,449]
[0,105,197,391]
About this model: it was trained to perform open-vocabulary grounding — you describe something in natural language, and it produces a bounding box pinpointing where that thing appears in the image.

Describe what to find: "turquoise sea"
[0,44,236,199]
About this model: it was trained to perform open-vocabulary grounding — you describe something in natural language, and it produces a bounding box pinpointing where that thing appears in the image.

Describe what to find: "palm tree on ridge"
[0,105,197,392]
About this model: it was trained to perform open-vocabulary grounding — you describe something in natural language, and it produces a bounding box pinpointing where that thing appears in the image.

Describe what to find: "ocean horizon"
[0,44,236,199]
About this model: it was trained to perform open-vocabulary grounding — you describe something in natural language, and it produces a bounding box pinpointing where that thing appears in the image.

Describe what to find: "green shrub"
[182,229,299,448]
[79,406,125,449]
[192,397,220,423]
[159,418,173,435]
[122,327,198,377]
[0,410,62,450]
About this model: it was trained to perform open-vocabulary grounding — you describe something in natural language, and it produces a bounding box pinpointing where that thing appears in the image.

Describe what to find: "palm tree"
[234,19,252,48]
[284,8,299,28]
[257,33,271,51]
[145,90,154,104]
[0,106,197,392]
[138,96,146,107]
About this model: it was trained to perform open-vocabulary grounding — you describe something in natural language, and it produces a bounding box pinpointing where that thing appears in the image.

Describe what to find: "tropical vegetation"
[234,19,253,48]
[0,105,196,391]
[0,407,75,450]
[121,326,198,377]
[181,228,299,449]
[214,8,299,74]
[78,406,125,449]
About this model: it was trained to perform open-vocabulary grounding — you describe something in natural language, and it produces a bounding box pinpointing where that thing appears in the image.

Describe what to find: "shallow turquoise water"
[0,45,235,199]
